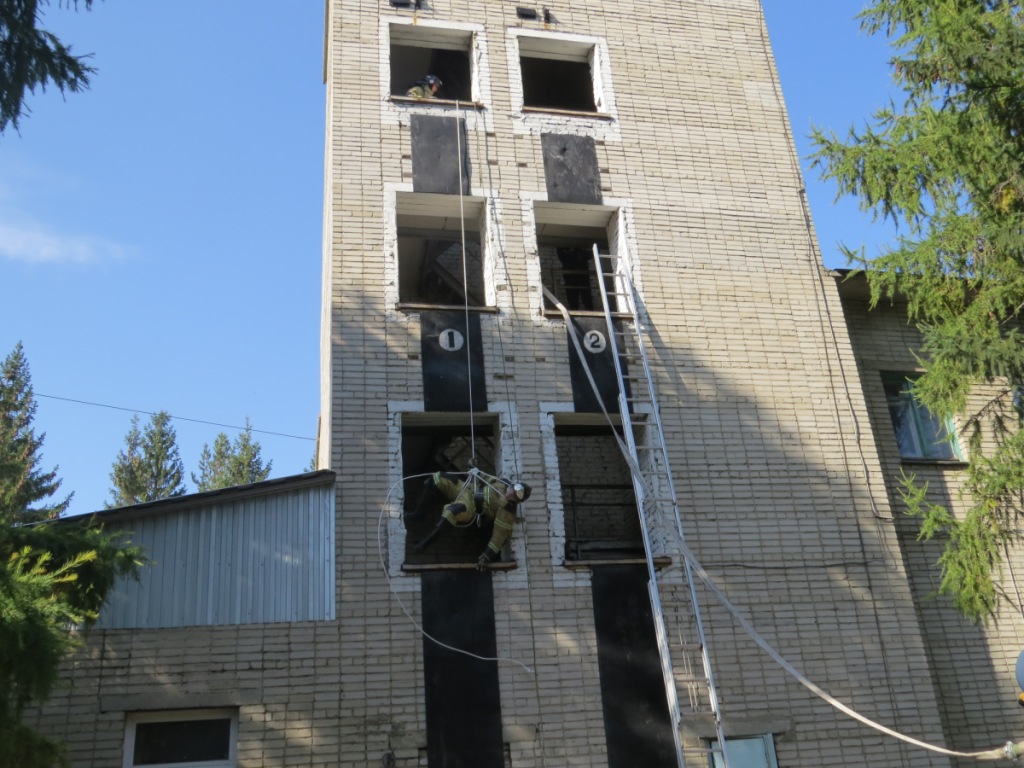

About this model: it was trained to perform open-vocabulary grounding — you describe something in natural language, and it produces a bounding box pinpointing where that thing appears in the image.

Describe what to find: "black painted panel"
[412,114,471,195]
[422,571,504,768]
[568,316,625,413]
[591,565,677,768]
[421,311,486,412]
[542,133,602,204]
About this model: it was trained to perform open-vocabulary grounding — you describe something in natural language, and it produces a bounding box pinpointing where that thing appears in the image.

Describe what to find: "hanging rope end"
[1005,741,1024,760]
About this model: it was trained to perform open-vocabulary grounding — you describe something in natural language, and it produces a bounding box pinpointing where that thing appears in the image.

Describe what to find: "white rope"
[673,532,1023,761]
[454,101,476,465]
[377,472,535,674]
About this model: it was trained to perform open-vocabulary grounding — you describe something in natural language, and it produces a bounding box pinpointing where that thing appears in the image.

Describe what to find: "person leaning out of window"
[406,74,442,99]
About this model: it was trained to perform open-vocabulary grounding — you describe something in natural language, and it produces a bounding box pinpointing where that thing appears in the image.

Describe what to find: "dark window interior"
[557,423,642,561]
[133,718,231,765]
[402,420,498,566]
[537,231,612,312]
[398,233,485,306]
[521,57,596,112]
[391,45,471,101]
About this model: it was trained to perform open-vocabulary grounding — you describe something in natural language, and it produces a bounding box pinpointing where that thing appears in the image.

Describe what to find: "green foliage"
[107,411,186,508]
[0,0,98,133]
[812,1,1024,622]
[0,343,144,765]
[0,343,69,523]
[0,523,143,767]
[192,419,273,492]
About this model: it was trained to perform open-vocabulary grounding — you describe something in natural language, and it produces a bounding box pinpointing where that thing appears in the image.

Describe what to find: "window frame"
[512,31,612,117]
[394,191,492,310]
[385,19,486,108]
[710,735,779,768]
[122,709,238,768]
[881,372,963,462]
[533,201,621,317]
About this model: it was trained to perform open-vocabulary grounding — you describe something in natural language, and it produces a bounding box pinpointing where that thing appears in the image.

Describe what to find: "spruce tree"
[0,344,143,764]
[811,1,1024,622]
[192,420,273,492]
[0,342,69,524]
[0,0,99,133]
[107,411,186,507]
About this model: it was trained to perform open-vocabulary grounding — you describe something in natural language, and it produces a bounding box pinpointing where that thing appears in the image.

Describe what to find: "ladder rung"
[682,746,724,755]
[675,675,710,684]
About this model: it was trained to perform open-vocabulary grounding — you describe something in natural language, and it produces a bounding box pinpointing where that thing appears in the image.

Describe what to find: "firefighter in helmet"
[406,74,442,99]
[413,470,531,569]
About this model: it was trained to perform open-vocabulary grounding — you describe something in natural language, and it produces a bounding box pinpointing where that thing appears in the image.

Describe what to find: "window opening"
[881,373,962,461]
[123,710,237,768]
[710,735,779,768]
[398,193,486,307]
[557,422,643,561]
[390,24,472,101]
[535,203,616,313]
[519,37,598,112]
[402,415,500,566]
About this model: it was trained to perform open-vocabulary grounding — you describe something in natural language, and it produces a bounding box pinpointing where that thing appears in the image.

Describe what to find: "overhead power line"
[35,393,315,442]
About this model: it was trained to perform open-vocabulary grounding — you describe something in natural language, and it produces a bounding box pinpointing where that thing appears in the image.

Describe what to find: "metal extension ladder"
[592,246,730,768]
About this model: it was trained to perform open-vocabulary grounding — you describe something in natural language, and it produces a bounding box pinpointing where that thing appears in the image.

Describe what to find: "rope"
[377,472,535,674]
[454,101,476,466]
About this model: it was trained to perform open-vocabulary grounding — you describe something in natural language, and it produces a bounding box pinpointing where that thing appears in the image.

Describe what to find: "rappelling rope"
[454,100,476,466]
[377,471,535,674]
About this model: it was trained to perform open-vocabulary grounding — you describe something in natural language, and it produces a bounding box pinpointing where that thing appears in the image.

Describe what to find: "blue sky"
[1,2,896,516]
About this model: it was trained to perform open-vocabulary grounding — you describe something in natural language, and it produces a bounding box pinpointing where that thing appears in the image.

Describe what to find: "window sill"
[564,556,672,569]
[397,302,499,313]
[899,458,968,468]
[542,309,630,320]
[522,106,613,120]
[390,96,486,110]
[402,561,517,572]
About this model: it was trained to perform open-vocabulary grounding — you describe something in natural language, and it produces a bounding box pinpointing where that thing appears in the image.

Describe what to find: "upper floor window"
[123,710,237,768]
[396,192,487,308]
[882,373,962,461]
[535,202,619,314]
[390,23,473,102]
[512,31,612,116]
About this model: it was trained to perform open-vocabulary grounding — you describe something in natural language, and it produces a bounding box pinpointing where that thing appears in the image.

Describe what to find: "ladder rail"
[593,245,730,768]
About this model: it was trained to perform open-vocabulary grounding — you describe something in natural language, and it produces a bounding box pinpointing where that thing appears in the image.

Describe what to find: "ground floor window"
[556,421,643,561]
[710,735,778,768]
[401,414,501,566]
[881,372,962,460]
[123,709,237,768]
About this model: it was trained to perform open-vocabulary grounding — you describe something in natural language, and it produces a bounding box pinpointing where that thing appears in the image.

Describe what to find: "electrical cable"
[35,393,314,441]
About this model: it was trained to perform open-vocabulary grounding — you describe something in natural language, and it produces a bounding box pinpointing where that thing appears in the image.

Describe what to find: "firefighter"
[413,471,531,569]
[406,74,442,99]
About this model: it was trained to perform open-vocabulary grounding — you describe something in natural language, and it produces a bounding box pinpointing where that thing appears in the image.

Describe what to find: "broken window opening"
[390,25,473,102]
[522,58,596,112]
[401,415,501,566]
[556,422,644,561]
[535,203,618,313]
[397,193,487,308]
[518,36,601,114]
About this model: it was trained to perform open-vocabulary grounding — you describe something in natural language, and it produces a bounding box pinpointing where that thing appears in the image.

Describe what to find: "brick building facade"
[23,2,1024,766]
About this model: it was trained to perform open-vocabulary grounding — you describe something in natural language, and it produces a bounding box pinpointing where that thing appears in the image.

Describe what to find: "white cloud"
[0,220,131,265]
